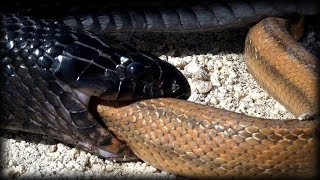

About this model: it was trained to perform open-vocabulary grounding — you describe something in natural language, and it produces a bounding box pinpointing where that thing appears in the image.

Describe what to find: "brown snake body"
[97,17,320,177]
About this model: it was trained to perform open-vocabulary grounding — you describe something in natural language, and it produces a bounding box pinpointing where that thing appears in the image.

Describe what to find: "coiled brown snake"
[97,17,320,177]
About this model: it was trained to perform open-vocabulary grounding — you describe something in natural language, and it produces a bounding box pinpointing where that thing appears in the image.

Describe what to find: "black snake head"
[148,55,191,100]
[51,30,191,102]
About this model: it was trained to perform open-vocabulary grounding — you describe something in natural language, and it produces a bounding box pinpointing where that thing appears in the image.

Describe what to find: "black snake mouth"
[67,86,108,128]
[60,83,109,129]
[71,88,92,106]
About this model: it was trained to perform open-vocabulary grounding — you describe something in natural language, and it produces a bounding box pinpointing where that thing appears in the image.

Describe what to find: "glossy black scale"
[1,14,190,101]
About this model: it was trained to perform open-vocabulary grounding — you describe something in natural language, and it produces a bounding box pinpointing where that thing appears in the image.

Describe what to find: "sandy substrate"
[1,17,319,179]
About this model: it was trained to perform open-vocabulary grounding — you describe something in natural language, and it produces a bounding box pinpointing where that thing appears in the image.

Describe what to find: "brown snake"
[97,17,320,177]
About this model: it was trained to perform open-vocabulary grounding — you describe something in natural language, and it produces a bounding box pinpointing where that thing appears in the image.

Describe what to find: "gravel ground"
[1,17,319,179]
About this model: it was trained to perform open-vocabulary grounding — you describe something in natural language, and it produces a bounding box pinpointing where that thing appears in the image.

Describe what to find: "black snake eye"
[126,62,146,80]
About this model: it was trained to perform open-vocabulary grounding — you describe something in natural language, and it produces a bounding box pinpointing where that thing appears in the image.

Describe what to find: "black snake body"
[1,0,320,162]
[1,0,318,33]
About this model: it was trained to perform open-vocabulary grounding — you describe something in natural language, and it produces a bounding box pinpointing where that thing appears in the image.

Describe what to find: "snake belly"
[97,17,320,177]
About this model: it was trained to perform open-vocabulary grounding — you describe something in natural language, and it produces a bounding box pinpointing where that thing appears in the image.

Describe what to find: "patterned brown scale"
[244,17,320,117]
[98,98,318,177]
[97,17,320,178]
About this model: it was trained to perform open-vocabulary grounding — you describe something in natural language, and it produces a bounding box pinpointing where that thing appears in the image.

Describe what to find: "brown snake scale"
[98,17,320,177]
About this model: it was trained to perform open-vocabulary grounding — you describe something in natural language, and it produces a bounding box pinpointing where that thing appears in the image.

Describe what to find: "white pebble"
[210,72,221,87]
[249,91,264,100]
[167,56,188,67]
[194,80,213,94]
[185,61,202,74]
[197,55,206,62]
[185,61,209,80]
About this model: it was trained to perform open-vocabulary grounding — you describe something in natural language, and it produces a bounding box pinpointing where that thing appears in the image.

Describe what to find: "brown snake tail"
[97,17,320,177]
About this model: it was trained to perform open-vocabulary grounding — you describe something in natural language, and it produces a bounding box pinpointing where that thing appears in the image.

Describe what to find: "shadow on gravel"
[112,27,249,57]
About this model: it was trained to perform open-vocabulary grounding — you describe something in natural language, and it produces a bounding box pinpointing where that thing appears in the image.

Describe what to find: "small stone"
[185,61,209,80]
[188,93,201,102]
[210,72,221,87]
[250,91,264,100]
[210,97,219,105]
[194,80,213,94]
[197,55,205,62]
[229,70,237,78]
[185,61,202,74]
[167,56,188,67]
[48,145,58,153]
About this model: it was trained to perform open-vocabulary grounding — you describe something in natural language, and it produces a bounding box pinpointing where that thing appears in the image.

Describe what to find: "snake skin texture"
[0,0,318,32]
[97,17,320,177]
[98,98,319,177]
[60,0,320,33]
[0,14,189,160]
[0,0,320,178]
[244,17,320,118]
[0,14,134,159]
